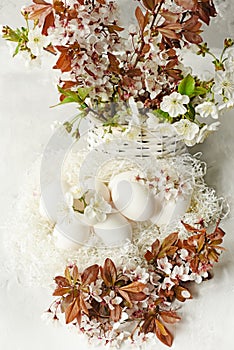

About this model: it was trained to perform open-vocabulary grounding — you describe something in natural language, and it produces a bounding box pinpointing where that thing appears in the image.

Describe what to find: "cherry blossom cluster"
[2,0,234,145]
[46,222,225,348]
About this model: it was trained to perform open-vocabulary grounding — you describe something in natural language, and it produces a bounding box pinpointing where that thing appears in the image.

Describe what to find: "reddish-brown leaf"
[135,6,145,32]
[72,265,79,283]
[142,0,155,11]
[135,6,149,32]
[162,232,179,249]
[60,293,74,313]
[120,281,146,293]
[158,28,180,40]
[118,289,132,306]
[54,276,70,288]
[107,52,121,74]
[145,250,155,262]
[53,287,72,296]
[174,286,192,302]
[81,264,99,286]
[110,304,122,322]
[152,239,161,256]
[65,297,80,324]
[160,311,181,324]
[65,266,72,284]
[127,291,147,302]
[155,319,173,347]
[101,258,117,287]
[24,1,54,35]
[175,0,197,10]
[142,315,155,334]
[79,294,89,315]
[126,68,142,77]
[106,25,124,33]
[208,226,225,242]
[96,0,106,4]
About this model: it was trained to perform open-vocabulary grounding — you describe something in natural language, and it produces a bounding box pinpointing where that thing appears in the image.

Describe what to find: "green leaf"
[77,87,91,100]
[178,74,195,96]
[153,109,173,123]
[193,86,208,96]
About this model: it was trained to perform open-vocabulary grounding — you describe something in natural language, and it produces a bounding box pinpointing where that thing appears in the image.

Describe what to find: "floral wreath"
[2,0,232,348]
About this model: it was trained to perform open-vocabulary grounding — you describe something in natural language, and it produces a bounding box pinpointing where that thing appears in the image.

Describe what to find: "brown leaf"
[79,294,89,315]
[145,250,155,262]
[107,52,121,74]
[160,311,181,324]
[142,315,155,334]
[72,265,79,283]
[162,232,179,250]
[174,286,192,302]
[53,287,72,296]
[65,297,80,324]
[65,266,72,284]
[126,68,142,77]
[158,28,180,40]
[24,1,54,35]
[54,276,70,287]
[81,264,99,286]
[208,226,225,242]
[175,0,197,10]
[120,281,146,293]
[101,258,117,287]
[118,289,132,306]
[110,304,122,322]
[107,25,124,33]
[135,6,145,32]
[152,239,161,256]
[155,319,173,347]
[127,291,147,302]
[60,293,74,313]
[142,0,155,11]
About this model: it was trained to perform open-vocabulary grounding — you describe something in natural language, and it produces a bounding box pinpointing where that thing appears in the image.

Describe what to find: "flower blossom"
[195,101,219,119]
[160,92,190,118]
[27,27,50,56]
[173,119,199,146]
[212,71,234,100]
[84,193,112,223]
[157,257,173,274]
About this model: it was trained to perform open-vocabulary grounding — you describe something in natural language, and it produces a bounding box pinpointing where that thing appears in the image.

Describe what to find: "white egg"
[109,171,137,191]
[111,179,155,221]
[53,217,91,249]
[151,193,192,227]
[95,179,111,202]
[93,212,132,246]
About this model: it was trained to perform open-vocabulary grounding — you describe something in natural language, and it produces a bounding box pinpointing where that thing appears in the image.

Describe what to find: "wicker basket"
[87,125,186,159]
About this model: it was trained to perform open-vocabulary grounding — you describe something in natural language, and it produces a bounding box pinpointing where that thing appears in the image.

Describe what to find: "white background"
[0,1,234,350]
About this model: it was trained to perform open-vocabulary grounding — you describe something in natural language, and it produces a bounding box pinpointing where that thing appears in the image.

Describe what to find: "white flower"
[146,113,159,130]
[84,193,112,223]
[157,257,173,274]
[103,291,122,310]
[212,71,234,100]
[161,277,175,290]
[129,266,149,284]
[179,248,189,260]
[196,122,220,144]
[69,186,83,199]
[195,101,219,119]
[27,27,50,56]
[171,265,190,282]
[160,92,190,118]
[173,119,199,145]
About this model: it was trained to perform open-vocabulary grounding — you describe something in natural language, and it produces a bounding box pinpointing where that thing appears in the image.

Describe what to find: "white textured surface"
[0,1,234,350]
